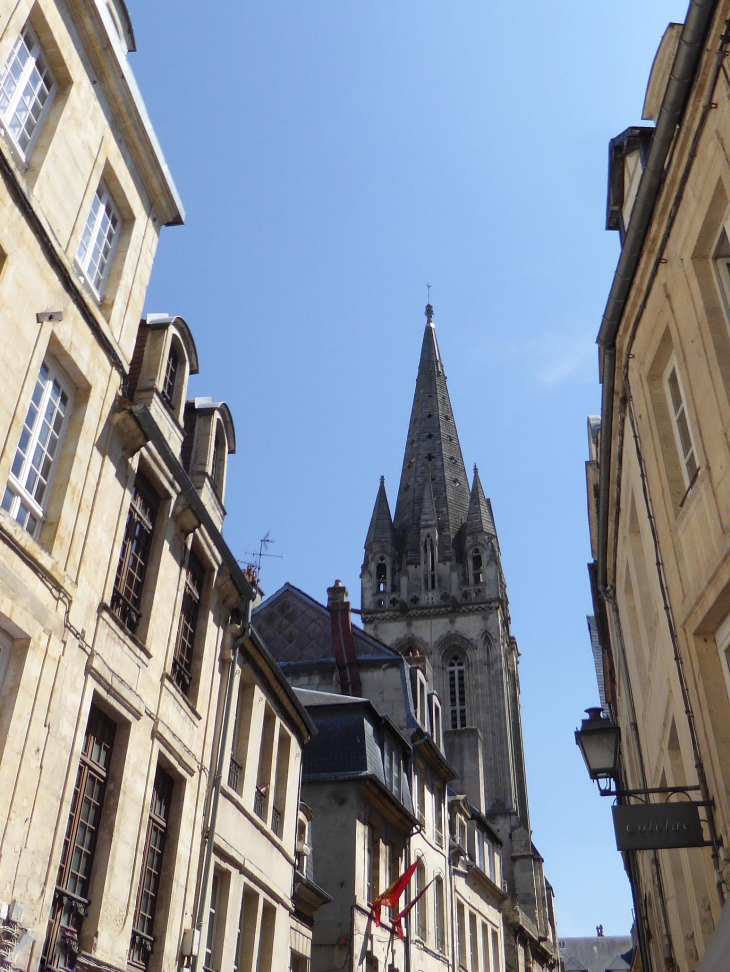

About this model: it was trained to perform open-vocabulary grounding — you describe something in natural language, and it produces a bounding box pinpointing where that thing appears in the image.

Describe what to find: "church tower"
[361,303,557,964]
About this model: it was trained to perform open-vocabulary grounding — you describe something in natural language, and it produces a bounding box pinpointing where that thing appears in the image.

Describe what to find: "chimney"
[327,580,362,697]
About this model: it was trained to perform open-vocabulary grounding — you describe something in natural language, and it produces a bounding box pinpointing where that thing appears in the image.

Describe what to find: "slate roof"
[466,465,496,537]
[365,476,395,549]
[253,583,402,666]
[393,315,471,565]
[297,692,416,819]
[558,937,633,972]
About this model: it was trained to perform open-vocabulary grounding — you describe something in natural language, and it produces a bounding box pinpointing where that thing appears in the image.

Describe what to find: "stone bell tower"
[361,304,557,959]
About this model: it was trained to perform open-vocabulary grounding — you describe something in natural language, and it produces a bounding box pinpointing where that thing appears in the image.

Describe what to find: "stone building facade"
[360,307,558,972]
[585,1,730,969]
[253,579,508,972]
[0,4,318,972]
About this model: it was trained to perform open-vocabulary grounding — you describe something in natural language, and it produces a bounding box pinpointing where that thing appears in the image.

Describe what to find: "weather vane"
[425,281,434,323]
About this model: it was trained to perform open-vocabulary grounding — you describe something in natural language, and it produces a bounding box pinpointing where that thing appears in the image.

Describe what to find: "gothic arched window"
[448,654,467,729]
[471,547,483,585]
[376,557,388,593]
[423,535,436,590]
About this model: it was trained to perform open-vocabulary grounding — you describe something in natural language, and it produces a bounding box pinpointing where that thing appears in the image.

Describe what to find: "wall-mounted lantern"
[575,707,621,782]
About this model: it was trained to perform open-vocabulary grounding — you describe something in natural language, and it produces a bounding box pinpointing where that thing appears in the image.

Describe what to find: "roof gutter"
[596,0,717,592]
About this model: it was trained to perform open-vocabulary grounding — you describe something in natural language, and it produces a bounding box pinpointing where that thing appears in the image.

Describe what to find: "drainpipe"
[191,599,251,972]
[597,0,717,351]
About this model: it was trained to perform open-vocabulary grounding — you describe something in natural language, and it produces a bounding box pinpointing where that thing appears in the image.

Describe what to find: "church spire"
[393,306,470,565]
[365,476,395,550]
[466,464,496,538]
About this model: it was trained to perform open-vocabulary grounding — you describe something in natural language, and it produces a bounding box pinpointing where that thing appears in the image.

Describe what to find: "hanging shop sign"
[612,802,706,851]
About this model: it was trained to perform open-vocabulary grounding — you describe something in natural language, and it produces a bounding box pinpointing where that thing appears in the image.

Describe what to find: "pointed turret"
[365,476,395,549]
[466,465,496,538]
[393,306,470,566]
[362,476,398,608]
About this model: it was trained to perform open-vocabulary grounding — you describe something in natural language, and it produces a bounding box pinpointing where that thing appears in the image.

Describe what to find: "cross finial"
[425,281,434,324]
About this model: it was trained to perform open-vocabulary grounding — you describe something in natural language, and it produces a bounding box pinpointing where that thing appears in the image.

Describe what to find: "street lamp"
[575,707,620,783]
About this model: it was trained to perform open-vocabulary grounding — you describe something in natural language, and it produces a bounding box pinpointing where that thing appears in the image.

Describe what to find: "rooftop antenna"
[425,281,434,324]
[240,531,282,580]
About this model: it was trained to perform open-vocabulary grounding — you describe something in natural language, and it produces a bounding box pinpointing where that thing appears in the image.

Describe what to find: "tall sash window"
[42,707,116,972]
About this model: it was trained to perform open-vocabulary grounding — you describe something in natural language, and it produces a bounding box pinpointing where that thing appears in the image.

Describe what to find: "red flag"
[391,876,435,939]
[370,860,419,926]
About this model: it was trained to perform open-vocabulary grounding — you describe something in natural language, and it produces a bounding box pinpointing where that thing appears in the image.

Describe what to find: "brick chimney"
[327,580,362,697]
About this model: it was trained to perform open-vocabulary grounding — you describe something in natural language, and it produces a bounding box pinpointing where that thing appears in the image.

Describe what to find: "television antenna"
[240,531,282,576]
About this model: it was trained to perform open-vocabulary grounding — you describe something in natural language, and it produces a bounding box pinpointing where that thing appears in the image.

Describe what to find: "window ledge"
[0,125,29,172]
[220,781,295,863]
[0,138,127,375]
[162,672,202,721]
[99,602,151,660]
[678,466,700,510]
[0,509,75,599]
[412,939,449,963]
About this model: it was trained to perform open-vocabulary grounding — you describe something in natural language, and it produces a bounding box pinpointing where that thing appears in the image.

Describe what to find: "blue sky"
[131,0,688,936]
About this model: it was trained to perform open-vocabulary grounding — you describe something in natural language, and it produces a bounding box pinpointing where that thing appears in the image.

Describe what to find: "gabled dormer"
[128,313,199,456]
[606,126,654,244]
[181,397,235,530]
[102,0,137,53]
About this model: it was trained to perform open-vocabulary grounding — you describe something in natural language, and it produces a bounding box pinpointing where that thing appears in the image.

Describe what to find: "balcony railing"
[228,755,242,792]
[171,656,192,694]
[110,589,142,634]
[254,786,267,820]
[129,929,154,969]
[271,805,282,837]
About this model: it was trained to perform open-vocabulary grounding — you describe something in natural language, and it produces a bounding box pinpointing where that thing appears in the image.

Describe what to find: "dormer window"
[296,809,312,874]
[606,127,653,243]
[127,317,199,428]
[430,693,443,748]
[161,345,178,408]
[415,670,428,728]
[423,534,436,590]
[383,736,401,800]
[211,424,226,495]
[471,547,483,585]
[180,399,234,523]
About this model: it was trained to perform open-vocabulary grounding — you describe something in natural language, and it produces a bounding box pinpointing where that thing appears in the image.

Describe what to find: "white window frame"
[712,220,730,320]
[715,610,730,705]
[415,670,428,727]
[75,180,122,299]
[429,692,443,748]
[0,628,11,695]
[0,22,57,161]
[714,253,730,315]
[2,360,74,538]
[663,357,699,490]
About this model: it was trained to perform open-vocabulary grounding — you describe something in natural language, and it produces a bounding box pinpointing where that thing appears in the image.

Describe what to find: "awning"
[697,895,730,972]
